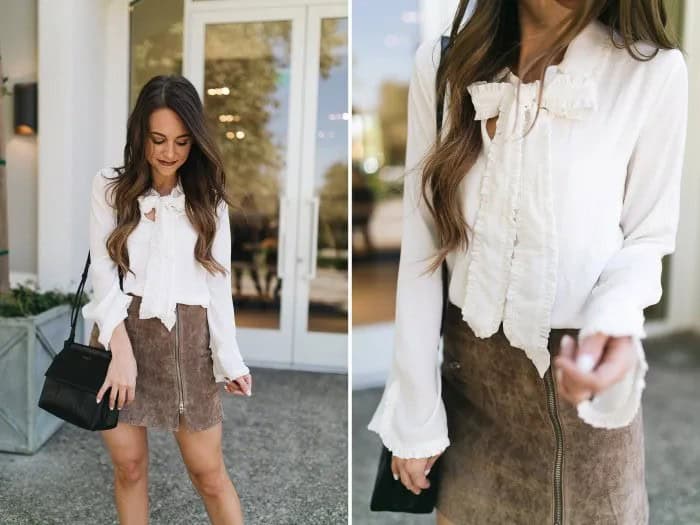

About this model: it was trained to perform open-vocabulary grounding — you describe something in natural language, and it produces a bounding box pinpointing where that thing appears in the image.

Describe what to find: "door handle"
[277,195,289,280]
[306,195,320,280]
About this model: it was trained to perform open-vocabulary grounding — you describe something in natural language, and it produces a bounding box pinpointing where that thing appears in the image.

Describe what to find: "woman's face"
[145,107,193,180]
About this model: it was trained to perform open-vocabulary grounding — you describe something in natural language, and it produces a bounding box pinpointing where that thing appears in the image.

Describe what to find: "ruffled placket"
[136,181,186,331]
[461,67,598,377]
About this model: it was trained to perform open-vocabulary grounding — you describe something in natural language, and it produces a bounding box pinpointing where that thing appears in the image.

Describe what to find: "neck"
[516,0,573,81]
[151,171,178,196]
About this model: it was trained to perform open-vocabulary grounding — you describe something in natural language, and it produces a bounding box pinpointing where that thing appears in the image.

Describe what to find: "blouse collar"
[458,16,612,81]
[465,20,612,123]
[540,18,612,79]
[143,176,184,198]
[137,176,186,216]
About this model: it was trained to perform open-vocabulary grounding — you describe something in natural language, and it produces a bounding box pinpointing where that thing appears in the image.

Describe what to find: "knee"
[114,456,148,485]
[190,465,229,498]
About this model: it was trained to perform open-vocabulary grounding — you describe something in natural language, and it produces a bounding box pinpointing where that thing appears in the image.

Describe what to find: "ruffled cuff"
[211,342,250,383]
[367,379,450,459]
[578,297,647,341]
[576,336,648,429]
[81,287,133,349]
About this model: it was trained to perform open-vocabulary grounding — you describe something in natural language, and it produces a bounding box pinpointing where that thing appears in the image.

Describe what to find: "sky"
[314,18,349,187]
[352,0,420,112]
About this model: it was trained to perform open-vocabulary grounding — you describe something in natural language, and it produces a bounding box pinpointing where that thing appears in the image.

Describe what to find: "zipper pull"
[179,402,184,414]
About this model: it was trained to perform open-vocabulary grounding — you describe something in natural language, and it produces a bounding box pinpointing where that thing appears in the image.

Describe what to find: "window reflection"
[204,21,293,329]
[129,0,184,109]
[352,0,420,325]
[308,18,349,334]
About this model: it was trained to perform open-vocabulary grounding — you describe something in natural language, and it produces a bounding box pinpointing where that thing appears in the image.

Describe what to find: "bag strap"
[67,252,91,343]
[438,34,450,338]
[67,251,124,343]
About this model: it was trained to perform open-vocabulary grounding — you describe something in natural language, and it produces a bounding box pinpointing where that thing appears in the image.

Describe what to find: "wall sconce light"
[14,82,37,135]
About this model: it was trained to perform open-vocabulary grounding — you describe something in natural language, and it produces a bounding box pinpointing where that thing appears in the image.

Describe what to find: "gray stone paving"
[353,332,700,524]
[0,368,348,525]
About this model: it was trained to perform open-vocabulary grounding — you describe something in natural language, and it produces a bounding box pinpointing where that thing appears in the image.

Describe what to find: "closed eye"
[152,139,189,146]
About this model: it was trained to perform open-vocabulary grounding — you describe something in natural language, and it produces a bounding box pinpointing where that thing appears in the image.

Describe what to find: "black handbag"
[37,252,120,431]
[369,35,452,514]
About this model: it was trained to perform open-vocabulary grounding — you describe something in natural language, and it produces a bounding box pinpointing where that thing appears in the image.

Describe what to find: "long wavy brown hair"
[421,0,682,273]
[103,75,234,278]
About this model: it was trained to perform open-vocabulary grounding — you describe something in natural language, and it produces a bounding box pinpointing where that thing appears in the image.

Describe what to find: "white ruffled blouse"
[81,167,250,383]
[368,20,688,458]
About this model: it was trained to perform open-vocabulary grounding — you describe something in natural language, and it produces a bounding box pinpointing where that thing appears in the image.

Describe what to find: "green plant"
[0,284,85,317]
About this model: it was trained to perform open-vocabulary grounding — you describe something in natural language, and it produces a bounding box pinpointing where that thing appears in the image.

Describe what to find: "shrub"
[0,284,85,317]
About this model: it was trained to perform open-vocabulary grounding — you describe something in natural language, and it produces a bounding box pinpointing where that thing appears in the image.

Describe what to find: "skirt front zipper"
[544,367,565,525]
[175,304,185,415]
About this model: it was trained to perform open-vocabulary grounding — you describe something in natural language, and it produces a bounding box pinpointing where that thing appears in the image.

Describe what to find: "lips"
[158,159,177,167]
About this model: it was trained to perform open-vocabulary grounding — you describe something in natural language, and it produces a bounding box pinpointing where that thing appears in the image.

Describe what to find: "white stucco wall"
[36,0,128,295]
[1,0,38,282]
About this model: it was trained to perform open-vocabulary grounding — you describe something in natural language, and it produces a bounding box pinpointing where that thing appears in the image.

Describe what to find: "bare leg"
[100,422,149,525]
[436,509,456,525]
[173,418,244,525]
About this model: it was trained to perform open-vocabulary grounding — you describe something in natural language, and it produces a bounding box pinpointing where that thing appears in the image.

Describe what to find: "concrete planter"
[0,304,81,454]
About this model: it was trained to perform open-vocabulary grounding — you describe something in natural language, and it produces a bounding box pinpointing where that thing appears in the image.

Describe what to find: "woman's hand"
[553,332,637,405]
[224,374,253,397]
[96,323,137,410]
[391,452,442,495]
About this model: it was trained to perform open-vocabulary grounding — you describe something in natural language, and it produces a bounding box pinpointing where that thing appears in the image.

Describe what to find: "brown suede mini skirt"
[89,293,224,432]
[436,302,648,525]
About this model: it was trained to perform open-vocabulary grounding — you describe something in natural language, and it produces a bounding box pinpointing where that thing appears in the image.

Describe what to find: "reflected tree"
[316,19,348,264]
[320,19,346,79]
[377,81,408,167]
[319,162,348,260]
[130,0,184,109]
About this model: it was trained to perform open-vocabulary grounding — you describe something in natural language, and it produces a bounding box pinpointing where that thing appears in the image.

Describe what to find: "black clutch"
[370,445,442,513]
[38,252,119,431]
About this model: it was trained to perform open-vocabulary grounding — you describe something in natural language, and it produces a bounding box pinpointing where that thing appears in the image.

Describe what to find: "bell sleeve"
[367,39,450,458]
[81,168,134,349]
[206,199,250,383]
[576,49,688,428]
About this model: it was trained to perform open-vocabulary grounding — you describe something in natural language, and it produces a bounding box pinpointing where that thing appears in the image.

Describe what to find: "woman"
[368,0,687,523]
[82,75,252,524]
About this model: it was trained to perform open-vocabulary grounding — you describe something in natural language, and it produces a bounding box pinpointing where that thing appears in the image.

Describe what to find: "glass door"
[186,4,306,366]
[185,1,348,370]
[293,5,348,369]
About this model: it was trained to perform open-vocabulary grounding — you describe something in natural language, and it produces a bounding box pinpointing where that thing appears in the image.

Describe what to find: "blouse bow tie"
[459,67,598,377]
[136,184,186,331]
[137,192,186,216]
[468,69,597,122]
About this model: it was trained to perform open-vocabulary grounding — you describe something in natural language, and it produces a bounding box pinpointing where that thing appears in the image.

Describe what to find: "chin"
[555,0,580,8]
[151,161,180,173]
